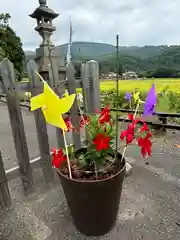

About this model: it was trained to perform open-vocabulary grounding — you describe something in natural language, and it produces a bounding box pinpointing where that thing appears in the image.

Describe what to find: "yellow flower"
[133,92,140,102]
[133,92,144,104]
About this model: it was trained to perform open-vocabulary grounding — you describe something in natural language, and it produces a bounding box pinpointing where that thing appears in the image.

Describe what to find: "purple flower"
[125,92,132,101]
[143,84,157,116]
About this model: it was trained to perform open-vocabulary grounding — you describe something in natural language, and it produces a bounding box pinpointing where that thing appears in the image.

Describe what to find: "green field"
[22,78,180,92]
[100,78,180,93]
[99,78,180,112]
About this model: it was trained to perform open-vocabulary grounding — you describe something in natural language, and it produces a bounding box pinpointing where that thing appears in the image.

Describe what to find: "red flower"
[64,116,75,132]
[128,114,134,121]
[80,115,90,128]
[139,122,149,132]
[99,106,111,124]
[120,114,139,145]
[93,133,110,151]
[137,131,152,157]
[128,114,139,124]
[120,123,135,144]
[51,148,67,169]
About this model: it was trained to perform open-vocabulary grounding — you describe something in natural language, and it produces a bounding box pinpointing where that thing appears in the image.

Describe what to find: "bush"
[167,90,180,112]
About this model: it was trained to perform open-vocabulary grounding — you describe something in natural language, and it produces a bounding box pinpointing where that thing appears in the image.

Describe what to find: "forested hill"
[25,42,168,60]
[99,45,180,77]
[25,42,180,77]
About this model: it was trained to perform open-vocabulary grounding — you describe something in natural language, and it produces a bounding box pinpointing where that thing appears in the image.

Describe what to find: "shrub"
[167,90,180,112]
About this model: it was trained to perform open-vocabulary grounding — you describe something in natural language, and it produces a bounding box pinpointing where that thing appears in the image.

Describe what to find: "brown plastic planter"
[58,150,125,236]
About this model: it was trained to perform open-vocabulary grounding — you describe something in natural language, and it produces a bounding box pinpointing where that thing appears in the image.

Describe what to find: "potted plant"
[30,71,156,236]
[51,85,156,236]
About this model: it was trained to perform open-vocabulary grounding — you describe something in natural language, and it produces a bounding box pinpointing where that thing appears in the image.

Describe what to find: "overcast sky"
[1,0,180,50]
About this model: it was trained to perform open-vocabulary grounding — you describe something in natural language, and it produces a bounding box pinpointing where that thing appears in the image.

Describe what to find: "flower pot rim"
[57,158,126,184]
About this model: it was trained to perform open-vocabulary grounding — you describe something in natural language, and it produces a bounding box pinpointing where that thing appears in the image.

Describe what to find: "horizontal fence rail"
[0,78,83,110]
[111,108,180,131]
[118,117,180,130]
[0,93,30,109]
[0,78,82,94]
[111,108,180,118]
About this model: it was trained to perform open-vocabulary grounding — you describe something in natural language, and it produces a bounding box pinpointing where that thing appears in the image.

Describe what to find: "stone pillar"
[29,0,66,83]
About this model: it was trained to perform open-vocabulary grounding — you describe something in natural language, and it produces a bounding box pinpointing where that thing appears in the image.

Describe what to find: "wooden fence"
[0,58,100,208]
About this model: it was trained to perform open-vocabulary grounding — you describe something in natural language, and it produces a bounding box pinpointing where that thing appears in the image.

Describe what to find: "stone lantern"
[29,0,66,82]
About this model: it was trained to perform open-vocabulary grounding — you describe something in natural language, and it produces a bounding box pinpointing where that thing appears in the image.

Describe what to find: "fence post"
[48,61,65,148]
[67,63,81,150]
[0,150,11,208]
[81,60,100,113]
[27,60,54,182]
[0,58,33,194]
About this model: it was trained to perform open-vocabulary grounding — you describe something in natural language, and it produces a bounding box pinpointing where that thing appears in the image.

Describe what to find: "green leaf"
[78,154,88,167]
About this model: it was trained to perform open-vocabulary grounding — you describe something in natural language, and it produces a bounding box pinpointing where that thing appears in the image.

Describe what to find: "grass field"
[100,78,180,92]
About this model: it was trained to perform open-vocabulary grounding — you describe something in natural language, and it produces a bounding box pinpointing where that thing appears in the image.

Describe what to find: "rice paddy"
[100,78,180,93]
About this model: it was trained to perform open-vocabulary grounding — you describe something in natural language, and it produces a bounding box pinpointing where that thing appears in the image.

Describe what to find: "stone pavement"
[1,132,180,239]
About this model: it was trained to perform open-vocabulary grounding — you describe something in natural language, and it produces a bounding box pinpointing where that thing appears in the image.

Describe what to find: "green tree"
[0,13,11,27]
[0,13,25,80]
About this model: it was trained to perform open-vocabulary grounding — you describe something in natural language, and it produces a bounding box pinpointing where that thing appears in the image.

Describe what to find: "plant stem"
[120,102,140,162]
[115,34,119,160]
[62,129,72,179]
[134,102,140,119]
[130,100,132,109]
[120,145,127,162]
[77,98,93,141]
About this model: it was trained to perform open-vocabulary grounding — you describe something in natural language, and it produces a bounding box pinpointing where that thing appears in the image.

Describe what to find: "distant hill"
[55,41,117,58]
[24,42,116,60]
[24,42,180,77]
[118,45,167,59]
[24,42,168,60]
[99,45,180,77]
